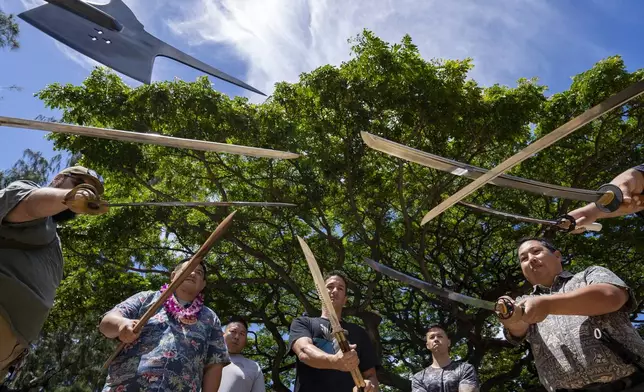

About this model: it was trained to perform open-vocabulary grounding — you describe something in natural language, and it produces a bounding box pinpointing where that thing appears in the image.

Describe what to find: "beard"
[52,209,77,223]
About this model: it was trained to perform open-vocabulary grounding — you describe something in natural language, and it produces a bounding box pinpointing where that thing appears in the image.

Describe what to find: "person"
[569,164,643,228]
[499,237,644,392]
[218,316,265,392]
[0,166,106,380]
[289,270,379,392]
[411,325,479,392]
[99,260,230,391]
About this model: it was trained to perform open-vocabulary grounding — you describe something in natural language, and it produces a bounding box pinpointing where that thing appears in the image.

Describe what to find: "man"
[499,237,644,392]
[569,164,643,227]
[289,271,379,392]
[219,316,265,392]
[0,166,106,380]
[99,260,230,391]
[411,325,479,392]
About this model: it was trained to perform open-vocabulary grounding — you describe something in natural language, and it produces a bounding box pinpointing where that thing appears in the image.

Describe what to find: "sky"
[1,0,644,172]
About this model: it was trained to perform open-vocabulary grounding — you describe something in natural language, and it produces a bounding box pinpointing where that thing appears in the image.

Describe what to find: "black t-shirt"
[288,316,378,392]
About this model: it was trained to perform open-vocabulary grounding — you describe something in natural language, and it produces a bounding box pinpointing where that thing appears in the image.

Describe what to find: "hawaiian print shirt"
[504,266,644,391]
[102,290,230,392]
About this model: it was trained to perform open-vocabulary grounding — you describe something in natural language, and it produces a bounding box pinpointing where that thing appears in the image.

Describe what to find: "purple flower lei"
[160,283,204,324]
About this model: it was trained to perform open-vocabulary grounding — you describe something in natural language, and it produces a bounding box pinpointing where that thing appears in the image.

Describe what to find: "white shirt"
[218,353,265,392]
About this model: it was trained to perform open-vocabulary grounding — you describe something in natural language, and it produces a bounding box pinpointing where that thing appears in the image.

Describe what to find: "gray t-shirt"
[411,360,479,392]
[0,180,63,343]
[218,353,265,392]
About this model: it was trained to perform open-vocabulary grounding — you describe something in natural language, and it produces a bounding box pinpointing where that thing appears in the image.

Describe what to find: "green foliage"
[4,30,643,391]
[0,9,19,50]
[0,149,62,187]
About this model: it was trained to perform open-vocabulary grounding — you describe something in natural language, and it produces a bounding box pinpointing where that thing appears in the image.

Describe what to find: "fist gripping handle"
[63,184,109,215]
[495,296,524,324]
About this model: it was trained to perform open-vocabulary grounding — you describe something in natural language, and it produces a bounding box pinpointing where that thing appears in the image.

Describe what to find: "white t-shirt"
[218,353,265,392]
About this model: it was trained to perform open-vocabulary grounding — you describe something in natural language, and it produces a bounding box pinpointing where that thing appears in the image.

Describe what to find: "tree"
[0,9,19,50]
[5,30,643,391]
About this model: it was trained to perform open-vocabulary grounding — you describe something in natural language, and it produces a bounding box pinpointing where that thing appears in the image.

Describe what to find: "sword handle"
[335,332,366,390]
[595,184,623,213]
[495,296,524,324]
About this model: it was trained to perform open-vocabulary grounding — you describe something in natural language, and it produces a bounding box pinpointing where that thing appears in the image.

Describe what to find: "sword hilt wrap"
[495,296,524,324]
[595,184,624,213]
[334,331,366,390]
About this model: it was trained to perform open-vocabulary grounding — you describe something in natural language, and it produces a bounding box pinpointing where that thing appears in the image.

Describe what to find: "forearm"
[297,344,338,370]
[362,368,380,391]
[4,188,69,223]
[202,364,223,391]
[99,312,127,338]
[365,372,379,390]
[503,320,530,339]
[546,284,628,316]
[630,167,644,189]
[599,168,644,217]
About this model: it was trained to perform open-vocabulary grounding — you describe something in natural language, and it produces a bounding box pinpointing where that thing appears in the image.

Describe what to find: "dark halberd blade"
[19,0,265,95]
[363,257,497,311]
[43,0,123,31]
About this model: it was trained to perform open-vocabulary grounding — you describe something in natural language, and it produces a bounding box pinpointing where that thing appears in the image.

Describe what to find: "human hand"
[518,296,551,324]
[118,318,141,343]
[495,296,524,325]
[63,184,108,215]
[333,344,360,372]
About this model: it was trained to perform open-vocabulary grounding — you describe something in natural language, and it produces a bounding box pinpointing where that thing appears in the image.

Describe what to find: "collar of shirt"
[531,270,574,295]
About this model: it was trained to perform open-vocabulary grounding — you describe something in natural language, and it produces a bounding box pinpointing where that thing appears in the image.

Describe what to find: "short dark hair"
[227,316,249,331]
[516,236,557,253]
[173,259,207,280]
[324,270,349,289]
[426,324,449,337]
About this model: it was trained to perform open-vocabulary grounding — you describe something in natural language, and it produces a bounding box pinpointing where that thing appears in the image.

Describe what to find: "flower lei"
[160,283,204,325]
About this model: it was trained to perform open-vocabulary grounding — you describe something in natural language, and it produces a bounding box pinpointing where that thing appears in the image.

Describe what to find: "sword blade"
[420,80,644,225]
[458,201,556,225]
[457,201,602,232]
[297,236,366,389]
[0,116,299,160]
[105,201,297,208]
[458,201,602,231]
[364,257,497,311]
[297,236,343,331]
[360,132,602,203]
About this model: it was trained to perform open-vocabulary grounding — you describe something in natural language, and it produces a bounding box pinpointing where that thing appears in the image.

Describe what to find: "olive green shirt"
[0,180,63,343]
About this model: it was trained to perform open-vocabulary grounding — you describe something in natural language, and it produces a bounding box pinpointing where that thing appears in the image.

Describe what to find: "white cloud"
[164,0,606,101]
[16,0,607,100]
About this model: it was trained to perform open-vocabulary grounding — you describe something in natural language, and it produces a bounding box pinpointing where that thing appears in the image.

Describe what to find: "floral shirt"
[503,267,644,391]
[102,290,230,392]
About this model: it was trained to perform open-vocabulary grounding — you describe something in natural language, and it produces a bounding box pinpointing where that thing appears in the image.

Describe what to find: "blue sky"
[2,0,644,172]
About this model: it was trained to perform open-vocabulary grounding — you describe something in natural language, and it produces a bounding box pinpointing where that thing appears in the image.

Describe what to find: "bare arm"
[460,384,479,392]
[501,319,531,340]
[99,311,127,338]
[99,310,140,343]
[569,168,644,226]
[545,283,628,316]
[362,367,379,391]
[292,337,342,370]
[4,188,70,223]
[202,363,223,391]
